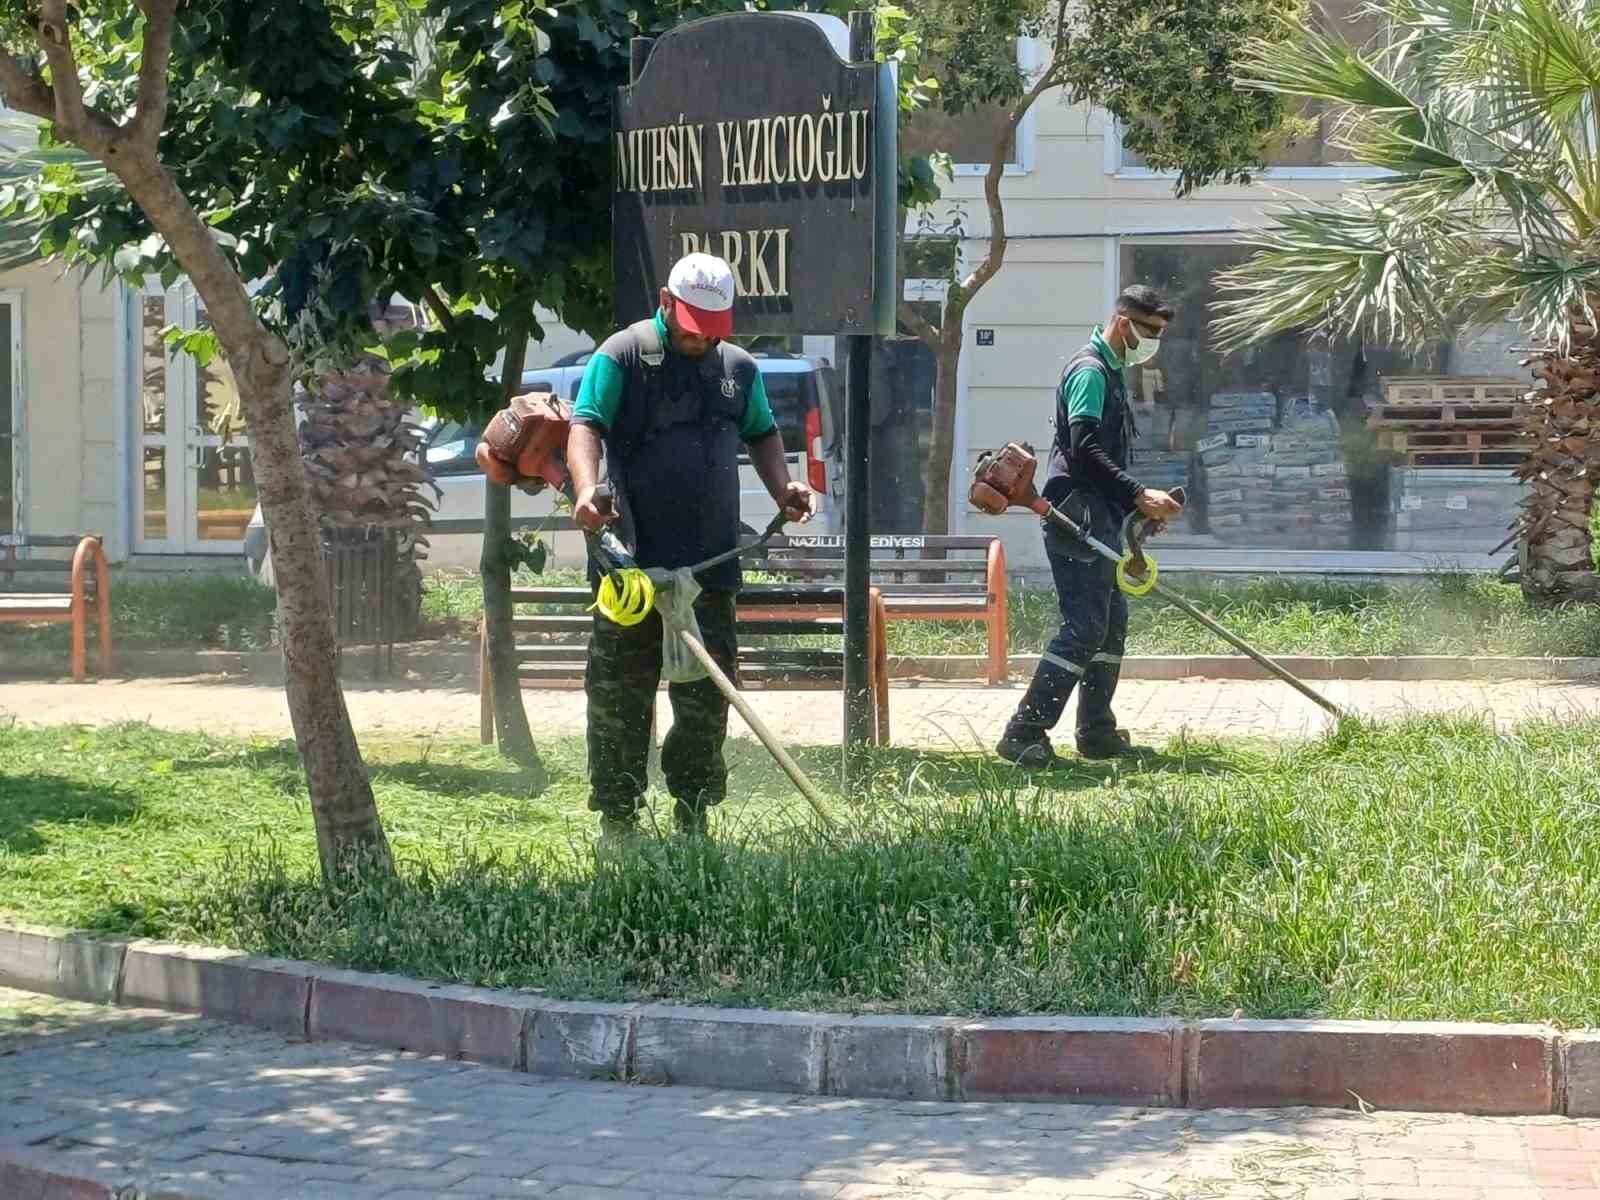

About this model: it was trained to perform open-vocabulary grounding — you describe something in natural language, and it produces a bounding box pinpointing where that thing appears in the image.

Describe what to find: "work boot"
[1075,730,1134,760]
[997,733,1064,769]
[597,813,641,848]
[672,799,709,838]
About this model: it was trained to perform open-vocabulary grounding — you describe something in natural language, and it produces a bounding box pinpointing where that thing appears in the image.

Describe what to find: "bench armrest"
[70,536,109,605]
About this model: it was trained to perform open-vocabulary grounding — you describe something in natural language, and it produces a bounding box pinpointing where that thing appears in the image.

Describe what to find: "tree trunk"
[922,316,964,536]
[114,141,392,881]
[481,328,541,766]
[1518,316,1600,603]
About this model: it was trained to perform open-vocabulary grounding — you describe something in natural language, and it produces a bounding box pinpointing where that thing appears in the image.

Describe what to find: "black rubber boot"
[672,798,710,837]
[1075,730,1134,760]
[997,733,1065,769]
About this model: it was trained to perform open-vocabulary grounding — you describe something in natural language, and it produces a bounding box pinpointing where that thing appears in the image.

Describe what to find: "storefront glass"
[1120,242,1528,556]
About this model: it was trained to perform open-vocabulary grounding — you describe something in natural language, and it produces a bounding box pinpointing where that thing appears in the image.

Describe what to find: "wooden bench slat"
[749,557,986,574]
[0,560,77,573]
[870,583,990,597]
[512,619,847,639]
[0,534,99,549]
[0,595,74,613]
[508,584,850,606]
[762,535,996,551]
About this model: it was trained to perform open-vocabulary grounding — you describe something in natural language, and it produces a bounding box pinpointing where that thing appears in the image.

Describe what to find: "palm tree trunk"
[1519,317,1600,602]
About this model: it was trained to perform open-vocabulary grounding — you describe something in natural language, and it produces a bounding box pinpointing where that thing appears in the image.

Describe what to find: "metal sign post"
[614,10,893,791]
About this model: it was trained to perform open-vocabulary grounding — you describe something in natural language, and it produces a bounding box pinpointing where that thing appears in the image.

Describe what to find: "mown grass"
[4,718,1599,1024]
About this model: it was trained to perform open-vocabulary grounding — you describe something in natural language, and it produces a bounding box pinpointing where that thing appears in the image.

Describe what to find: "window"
[760,371,816,455]
[1119,241,1527,556]
[1118,0,1383,172]
[900,40,1037,174]
[424,420,482,477]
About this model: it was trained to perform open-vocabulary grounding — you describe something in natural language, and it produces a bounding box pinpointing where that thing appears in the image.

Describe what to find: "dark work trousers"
[584,590,738,819]
[1003,546,1128,746]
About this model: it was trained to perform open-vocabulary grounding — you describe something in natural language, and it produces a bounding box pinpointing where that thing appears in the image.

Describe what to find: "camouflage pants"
[584,590,738,819]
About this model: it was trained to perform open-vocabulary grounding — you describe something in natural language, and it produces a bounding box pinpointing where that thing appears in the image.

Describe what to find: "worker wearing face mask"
[997,284,1186,768]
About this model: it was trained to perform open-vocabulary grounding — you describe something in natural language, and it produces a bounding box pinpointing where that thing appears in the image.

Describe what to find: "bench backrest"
[0,535,106,592]
[501,582,871,688]
[746,534,996,594]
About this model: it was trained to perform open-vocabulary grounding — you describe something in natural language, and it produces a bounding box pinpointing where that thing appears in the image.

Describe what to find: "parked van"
[414,351,842,572]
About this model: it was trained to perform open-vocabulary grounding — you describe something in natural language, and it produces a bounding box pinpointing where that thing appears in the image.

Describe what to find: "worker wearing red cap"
[567,252,815,839]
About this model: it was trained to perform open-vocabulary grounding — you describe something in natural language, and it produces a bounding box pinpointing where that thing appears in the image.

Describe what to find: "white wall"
[0,262,132,560]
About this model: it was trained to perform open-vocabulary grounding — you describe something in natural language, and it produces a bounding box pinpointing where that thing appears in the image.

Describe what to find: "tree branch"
[33,0,116,153]
[898,298,941,352]
[36,1,85,133]
[128,0,179,151]
[958,63,1061,302]
[0,43,55,119]
[423,285,459,333]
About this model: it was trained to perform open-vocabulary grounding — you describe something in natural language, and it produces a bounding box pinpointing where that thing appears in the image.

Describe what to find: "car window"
[760,371,813,454]
[425,420,484,476]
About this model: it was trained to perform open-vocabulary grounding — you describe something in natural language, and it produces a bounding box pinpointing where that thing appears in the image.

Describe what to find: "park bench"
[742,534,1010,684]
[0,534,113,682]
[478,582,891,747]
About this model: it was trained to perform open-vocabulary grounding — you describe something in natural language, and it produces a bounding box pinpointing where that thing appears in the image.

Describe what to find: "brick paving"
[3,989,1599,1199]
[3,676,1599,748]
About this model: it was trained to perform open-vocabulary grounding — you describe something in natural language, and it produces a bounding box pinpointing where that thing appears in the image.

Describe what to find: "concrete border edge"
[1,923,1584,1117]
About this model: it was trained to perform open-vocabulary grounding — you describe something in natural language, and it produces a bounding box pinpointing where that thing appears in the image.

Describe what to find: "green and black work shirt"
[573,309,778,591]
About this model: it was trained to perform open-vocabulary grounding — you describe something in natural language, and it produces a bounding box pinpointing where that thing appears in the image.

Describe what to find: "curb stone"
[0,1149,208,1200]
[2,923,1593,1117]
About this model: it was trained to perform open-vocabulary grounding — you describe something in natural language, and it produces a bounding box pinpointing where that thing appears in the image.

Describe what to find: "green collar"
[653,307,669,346]
[1090,325,1124,371]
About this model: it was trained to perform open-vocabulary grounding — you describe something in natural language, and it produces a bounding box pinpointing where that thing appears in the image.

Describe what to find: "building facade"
[2,30,1528,578]
[913,65,1525,577]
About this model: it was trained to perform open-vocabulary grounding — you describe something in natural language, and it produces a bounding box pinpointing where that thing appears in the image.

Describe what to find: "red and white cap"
[667,253,736,338]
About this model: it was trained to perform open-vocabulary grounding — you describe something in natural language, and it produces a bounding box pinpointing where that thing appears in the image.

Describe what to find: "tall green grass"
[6,720,1599,1023]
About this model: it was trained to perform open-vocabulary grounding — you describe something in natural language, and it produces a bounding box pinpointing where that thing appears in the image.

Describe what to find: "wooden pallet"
[1366,401,1524,428]
[1403,448,1526,467]
[1379,376,1526,407]
[1376,429,1530,453]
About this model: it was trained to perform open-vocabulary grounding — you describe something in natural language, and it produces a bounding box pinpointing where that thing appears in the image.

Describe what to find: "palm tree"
[1213,0,1600,600]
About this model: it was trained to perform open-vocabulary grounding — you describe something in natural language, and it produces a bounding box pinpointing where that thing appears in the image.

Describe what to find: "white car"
[420,351,844,572]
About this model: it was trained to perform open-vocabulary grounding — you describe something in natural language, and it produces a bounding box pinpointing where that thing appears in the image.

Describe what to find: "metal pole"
[629,36,653,82]
[842,11,876,793]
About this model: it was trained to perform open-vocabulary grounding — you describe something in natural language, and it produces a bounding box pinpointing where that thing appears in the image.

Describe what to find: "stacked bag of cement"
[1129,447,1192,534]
[1197,392,1277,541]
[1260,397,1350,548]
[1197,393,1354,547]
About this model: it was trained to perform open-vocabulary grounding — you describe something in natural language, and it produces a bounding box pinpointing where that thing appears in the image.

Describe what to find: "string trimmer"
[475,390,836,827]
[970,442,1345,719]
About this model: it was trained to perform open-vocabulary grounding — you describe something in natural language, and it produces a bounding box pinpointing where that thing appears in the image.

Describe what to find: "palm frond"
[0,112,116,271]
[1211,196,1482,352]
[1238,20,1428,141]
[1455,251,1600,345]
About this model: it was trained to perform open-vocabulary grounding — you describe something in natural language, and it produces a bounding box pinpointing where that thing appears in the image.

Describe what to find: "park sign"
[612,13,895,337]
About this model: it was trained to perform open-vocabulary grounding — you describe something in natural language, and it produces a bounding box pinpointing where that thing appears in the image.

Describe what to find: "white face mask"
[1124,333,1161,366]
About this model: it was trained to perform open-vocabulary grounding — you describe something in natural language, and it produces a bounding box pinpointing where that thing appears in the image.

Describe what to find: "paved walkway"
[3,676,1600,748]
[2,988,1597,1199]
